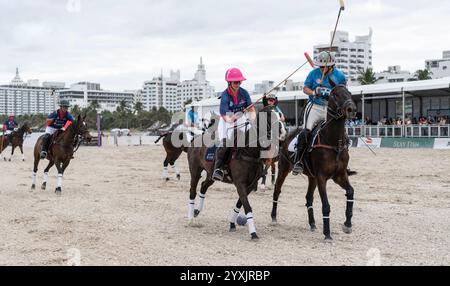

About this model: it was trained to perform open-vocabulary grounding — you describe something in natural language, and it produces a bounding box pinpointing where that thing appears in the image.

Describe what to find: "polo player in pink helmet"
[213,68,256,181]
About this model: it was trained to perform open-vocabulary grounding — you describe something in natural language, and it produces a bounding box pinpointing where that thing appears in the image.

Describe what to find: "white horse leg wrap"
[32,172,37,185]
[197,194,206,212]
[229,206,240,223]
[246,212,256,234]
[162,167,168,178]
[43,172,49,183]
[171,164,180,175]
[57,174,63,188]
[188,199,195,220]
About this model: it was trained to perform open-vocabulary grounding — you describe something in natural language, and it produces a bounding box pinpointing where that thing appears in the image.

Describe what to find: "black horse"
[186,106,282,240]
[0,122,32,161]
[271,84,357,241]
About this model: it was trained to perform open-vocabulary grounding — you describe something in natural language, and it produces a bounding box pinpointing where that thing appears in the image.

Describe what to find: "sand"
[0,145,449,266]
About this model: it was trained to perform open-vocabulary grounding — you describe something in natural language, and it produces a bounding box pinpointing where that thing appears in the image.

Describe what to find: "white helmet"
[314,51,336,67]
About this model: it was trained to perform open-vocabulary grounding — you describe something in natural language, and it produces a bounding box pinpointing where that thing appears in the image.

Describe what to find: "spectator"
[412,117,418,125]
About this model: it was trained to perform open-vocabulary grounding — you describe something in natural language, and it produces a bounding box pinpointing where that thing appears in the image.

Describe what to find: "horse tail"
[347,168,357,176]
[154,133,169,144]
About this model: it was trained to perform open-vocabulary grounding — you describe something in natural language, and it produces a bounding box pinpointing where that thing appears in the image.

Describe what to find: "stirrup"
[292,162,303,176]
[212,169,224,181]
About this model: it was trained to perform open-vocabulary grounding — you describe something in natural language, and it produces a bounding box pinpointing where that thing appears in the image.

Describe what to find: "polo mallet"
[244,60,310,112]
[304,52,315,68]
[358,136,377,156]
[320,0,346,84]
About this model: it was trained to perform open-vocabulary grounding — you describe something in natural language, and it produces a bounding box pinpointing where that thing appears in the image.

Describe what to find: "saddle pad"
[288,137,297,153]
[205,145,217,162]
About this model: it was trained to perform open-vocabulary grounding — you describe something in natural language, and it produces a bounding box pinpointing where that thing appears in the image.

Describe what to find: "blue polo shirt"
[4,120,18,131]
[219,87,252,116]
[48,110,75,129]
[304,68,346,106]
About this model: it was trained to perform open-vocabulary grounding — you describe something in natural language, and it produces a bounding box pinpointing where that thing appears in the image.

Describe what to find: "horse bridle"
[327,84,354,120]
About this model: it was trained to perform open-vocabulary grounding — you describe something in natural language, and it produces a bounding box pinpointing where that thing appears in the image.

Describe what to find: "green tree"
[414,69,433,80]
[357,68,378,85]
[133,101,144,115]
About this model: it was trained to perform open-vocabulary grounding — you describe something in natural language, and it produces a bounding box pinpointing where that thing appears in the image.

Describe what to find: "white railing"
[345,125,450,138]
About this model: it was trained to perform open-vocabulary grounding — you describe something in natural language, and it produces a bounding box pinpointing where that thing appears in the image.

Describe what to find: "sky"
[0,0,449,92]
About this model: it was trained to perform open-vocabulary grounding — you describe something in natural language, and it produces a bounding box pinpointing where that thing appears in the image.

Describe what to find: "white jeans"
[5,130,12,135]
[303,102,328,131]
[218,115,250,142]
[45,126,58,135]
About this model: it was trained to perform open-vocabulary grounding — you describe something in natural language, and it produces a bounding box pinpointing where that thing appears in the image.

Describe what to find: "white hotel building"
[177,58,215,109]
[142,70,180,112]
[0,68,62,115]
[314,29,373,84]
[58,82,134,112]
[141,58,215,113]
[426,51,450,79]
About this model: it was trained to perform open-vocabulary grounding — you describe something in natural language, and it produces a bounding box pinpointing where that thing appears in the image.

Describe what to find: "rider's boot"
[212,140,229,181]
[292,129,311,176]
[40,134,52,159]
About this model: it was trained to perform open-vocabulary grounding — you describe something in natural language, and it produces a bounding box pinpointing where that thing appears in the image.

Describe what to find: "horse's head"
[328,84,357,120]
[74,114,92,142]
[21,122,32,135]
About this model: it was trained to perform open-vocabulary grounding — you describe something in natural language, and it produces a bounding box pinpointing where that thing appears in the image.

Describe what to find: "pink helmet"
[225,68,246,82]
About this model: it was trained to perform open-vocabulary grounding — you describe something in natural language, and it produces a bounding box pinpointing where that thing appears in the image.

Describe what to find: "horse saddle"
[287,121,325,154]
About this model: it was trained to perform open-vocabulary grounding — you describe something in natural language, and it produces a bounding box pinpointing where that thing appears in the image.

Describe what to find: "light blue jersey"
[304,68,346,106]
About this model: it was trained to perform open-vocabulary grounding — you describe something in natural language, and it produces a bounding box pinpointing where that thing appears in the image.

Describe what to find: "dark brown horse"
[187,106,282,240]
[271,84,357,241]
[31,115,92,194]
[0,122,32,161]
[156,114,219,181]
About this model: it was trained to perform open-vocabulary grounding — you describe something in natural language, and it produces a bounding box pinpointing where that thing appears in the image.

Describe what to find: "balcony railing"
[345,124,450,138]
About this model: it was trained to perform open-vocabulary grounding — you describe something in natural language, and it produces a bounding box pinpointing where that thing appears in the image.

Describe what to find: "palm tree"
[133,101,143,115]
[357,68,378,85]
[414,69,433,80]
[89,100,100,111]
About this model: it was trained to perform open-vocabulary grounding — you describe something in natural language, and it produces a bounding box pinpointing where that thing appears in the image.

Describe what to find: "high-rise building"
[142,70,180,112]
[426,51,450,79]
[374,66,416,84]
[254,80,275,94]
[58,82,134,112]
[313,29,373,84]
[0,68,60,115]
[177,58,215,110]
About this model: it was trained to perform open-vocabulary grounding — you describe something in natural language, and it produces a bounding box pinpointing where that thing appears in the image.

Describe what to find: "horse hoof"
[251,233,259,240]
[8,159,11,162]
[342,225,352,234]
[271,217,277,224]
[310,224,317,232]
[22,159,25,162]
[176,174,181,180]
[229,223,236,232]
[194,209,200,217]
[41,183,47,190]
[165,178,170,182]
[55,187,62,195]
[3,158,6,161]
[324,236,333,243]
[31,184,36,190]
